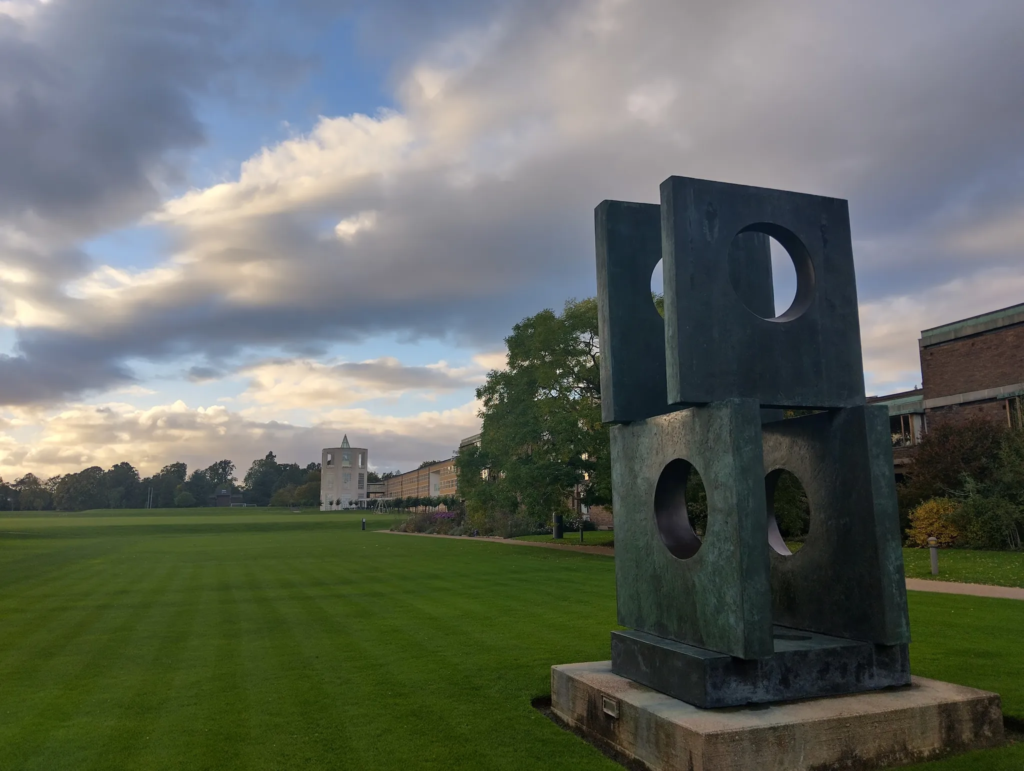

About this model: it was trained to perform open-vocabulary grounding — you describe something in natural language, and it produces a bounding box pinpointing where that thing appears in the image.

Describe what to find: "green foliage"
[948,495,1022,550]
[898,417,1003,515]
[771,470,810,539]
[173,491,196,508]
[462,298,609,531]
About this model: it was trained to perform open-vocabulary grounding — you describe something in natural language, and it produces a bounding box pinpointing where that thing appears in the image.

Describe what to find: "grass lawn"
[0,509,1020,770]
[516,530,615,547]
[901,547,1024,588]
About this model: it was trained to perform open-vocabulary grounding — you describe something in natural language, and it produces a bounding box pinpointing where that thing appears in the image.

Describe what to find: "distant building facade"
[209,488,244,507]
[383,458,459,499]
[320,435,369,510]
[870,302,1024,476]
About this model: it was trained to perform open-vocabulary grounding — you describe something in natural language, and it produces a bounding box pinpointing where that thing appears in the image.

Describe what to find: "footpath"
[381,530,1024,601]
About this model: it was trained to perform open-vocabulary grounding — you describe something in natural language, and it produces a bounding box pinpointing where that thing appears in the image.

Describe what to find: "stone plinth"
[551,662,1003,771]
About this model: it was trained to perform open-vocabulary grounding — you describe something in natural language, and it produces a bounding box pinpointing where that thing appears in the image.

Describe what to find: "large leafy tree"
[463,298,610,524]
[243,451,282,506]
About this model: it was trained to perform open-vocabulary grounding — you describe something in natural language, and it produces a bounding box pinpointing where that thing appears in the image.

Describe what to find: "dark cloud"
[2,0,1024,405]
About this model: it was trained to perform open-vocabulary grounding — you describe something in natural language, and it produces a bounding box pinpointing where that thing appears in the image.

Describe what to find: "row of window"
[325,451,366,468]
[323,472,366,490]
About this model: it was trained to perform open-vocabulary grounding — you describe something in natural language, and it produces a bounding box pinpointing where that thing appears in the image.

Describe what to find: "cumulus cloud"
[237,356,484,409]
[1,0,1023,417]
[0,397,480,480]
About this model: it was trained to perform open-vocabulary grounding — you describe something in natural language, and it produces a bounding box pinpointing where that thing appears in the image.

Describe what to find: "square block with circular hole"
[661,176,866,409]
[610,399,773,660]
[596,200,775,424]
[762,405,911,645]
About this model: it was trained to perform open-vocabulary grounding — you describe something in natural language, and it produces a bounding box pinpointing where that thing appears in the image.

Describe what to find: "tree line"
[0,451,325,511]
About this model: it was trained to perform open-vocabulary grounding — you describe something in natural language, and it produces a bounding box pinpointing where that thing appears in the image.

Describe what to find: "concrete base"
[551,662,1003,771]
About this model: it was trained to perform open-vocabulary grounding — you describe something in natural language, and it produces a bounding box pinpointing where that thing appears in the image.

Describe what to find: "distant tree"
[269,486,296,507]
[294,481,321,507]
[174,491,196,508]
[366,470,382,483]
[382,471,397,480]
[183,468,215,507]
[244,452,281,507]
[104,462,141,508]
[15,474,52,511]
[304,461,322,474]
[418,460,445,468]
[54,467,107,511]
[205,459,236,487]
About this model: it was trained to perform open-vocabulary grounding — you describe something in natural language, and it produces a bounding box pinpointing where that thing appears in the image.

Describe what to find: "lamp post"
[928,536,939,576]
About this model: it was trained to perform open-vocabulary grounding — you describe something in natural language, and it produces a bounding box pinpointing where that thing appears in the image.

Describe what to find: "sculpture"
[596,177,910,708]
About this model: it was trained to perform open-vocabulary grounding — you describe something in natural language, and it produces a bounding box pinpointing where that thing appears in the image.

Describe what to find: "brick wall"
[586,505,614,529]
[925,400,1011,431]
[921,323,1024,400]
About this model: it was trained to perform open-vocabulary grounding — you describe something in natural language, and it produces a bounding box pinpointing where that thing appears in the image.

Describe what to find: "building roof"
[920,302,1024,348]
[341,435,350,448]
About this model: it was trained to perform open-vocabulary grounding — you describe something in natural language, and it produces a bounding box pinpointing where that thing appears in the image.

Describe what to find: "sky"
[1,0,1023,481]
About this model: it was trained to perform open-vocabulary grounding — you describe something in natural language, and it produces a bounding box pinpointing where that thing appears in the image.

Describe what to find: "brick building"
[870,302,1024,474]
[383,458,459,499]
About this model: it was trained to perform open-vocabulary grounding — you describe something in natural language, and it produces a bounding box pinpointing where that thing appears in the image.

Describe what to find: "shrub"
[174,491,196,508]
[906,498,960,547]
[948,495,1023,550]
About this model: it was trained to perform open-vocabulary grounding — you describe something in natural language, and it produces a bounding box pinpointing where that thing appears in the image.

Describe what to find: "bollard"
[928,536,938,576]
[553,514,563,539]
[580,524,584,544]
[361,518,366,531]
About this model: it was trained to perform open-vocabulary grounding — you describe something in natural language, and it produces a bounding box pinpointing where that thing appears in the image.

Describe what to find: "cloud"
[237,356,482,409]
[860,265,1024,394]
[0,0,1023,410]
[0,397,481,480]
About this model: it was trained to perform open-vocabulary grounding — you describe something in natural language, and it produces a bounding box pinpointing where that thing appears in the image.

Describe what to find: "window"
[1009,396,1024,429]
[326,452,333,466]
[343,472,352,485]
[342,452,351,467]
[890,414,918,447]
[359,453,365,468]
[358,473,365,490]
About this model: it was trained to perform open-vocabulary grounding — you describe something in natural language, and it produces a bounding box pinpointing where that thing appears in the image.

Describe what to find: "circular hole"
[769,237,797,317]
[651,257,665,318]
[727,226,814,321]
[765,469,810,556]
[654,458,706,559]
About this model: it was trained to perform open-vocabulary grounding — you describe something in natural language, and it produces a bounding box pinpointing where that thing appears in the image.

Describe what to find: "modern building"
[870,302,1024,475]
[320,435,369,510]
[383,458,459,499]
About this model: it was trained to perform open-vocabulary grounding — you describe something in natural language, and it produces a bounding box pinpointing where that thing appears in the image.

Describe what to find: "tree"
[899,417,1004,519]
[14,473,52,511]
[461,298,610,527]
[205,459,236,487]
[54,467,107,511]
[174,491,196,508]
[243,451,282,507]
[366,470,382,483]
[104,462,141,508]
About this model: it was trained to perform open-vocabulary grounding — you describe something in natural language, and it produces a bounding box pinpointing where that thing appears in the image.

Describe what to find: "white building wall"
[320,444,369,510]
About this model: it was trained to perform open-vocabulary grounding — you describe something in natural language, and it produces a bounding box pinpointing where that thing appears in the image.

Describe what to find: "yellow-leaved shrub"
[906,497,960,547]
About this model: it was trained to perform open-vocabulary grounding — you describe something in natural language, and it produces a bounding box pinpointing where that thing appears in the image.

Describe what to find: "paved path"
[904,577,1024,601]
[381,531,1024,599]
[380,529,616,556]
